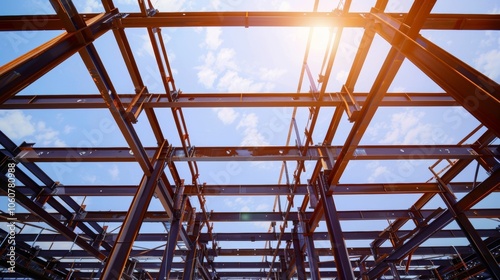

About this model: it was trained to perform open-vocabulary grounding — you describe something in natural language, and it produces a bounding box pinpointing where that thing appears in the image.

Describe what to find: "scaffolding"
[0,0,499,279]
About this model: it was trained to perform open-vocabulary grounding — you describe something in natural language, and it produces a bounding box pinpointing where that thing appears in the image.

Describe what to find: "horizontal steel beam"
[9,208,498,223]
[0,92,458,109]
[50,259,454,270]
[15,182,486,196]
[13,229,498,243]
[1,13,499,30]
[27,245,481,258]
[1,270,431,279]
[11,144,495,162]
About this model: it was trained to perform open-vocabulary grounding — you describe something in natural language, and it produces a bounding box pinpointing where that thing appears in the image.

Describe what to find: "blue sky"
[1,0,500,275]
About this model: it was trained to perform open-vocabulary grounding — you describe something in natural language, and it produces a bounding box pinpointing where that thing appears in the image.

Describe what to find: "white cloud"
[196,48,238,88]
[259,67,286,81]
[204,27,223,50]
[217,71,264,93]
[109,165,120,181]
[371,110,437,145]
[137,34,153,58]
[213,108,239,125]
[64,125,75,134]
[476,48,500,81]
[82,174,97,183]
[237,113,270,146]
[476,31,500,81]
[367,165,389,183]
[335,70,348,84]
[197,67,218,88]
[0,111,66,147]
[155,0,187,11]
[0,110,35,139]
[35,122,66,147]
[237,113,258,129]
[215,48,237,71]
[81,0,102,13]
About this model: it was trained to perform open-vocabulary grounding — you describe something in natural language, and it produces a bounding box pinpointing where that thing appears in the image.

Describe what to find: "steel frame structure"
[1,0,499,279]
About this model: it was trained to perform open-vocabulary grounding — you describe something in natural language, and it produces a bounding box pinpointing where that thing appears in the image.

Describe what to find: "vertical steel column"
[298,212,321,280]
[318,173,355,280]
[158,218,181,280]
[182,243,198,280]
[291,223,306,279]
[159,185,187,280]
[279,255,289,280]
[388,263,401,280]
[101,145,168,279]
[437,179,500,278]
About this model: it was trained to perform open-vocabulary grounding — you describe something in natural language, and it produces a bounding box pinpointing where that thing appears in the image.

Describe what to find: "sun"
[310,26,336,51]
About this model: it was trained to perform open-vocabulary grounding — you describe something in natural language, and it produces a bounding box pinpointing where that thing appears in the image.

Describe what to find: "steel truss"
[1,0,499,279]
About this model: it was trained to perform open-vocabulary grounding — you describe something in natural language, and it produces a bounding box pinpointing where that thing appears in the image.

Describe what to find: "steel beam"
[292,224,307,279]
[10,208,499,223]
[0,11,116,103]
[318,173,355,280]
[11,228,499,243]
[0,92,459,109]
[371,12,500,137]
[27,245,483,258]
[2,13,500,30]
[17,258,464,270]
[182,244,198,280]
[0,131,111,251]
[100,145,168,279]
[369,130,497,255]
[365,169,500,279]
[0,176,106,261]
[15,182,488,197]
[12,144,496,162]
[438,179,500,277]
[326,0,437,189]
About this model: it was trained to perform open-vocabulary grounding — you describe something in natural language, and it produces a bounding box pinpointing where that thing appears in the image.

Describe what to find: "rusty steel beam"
[365,169,500,279]
[2,13,500,30]
[0,92,459,109]
[371,12,500,137]
[44,258,467,270]
[0,176,106,261]
[100,145,168,279]
[0,269,438,279]
[11,229,499,243]
[318,173,355,280]
[9,208,499,223]
[0,11,117,104]
[25,245,486,258]
[15,182,488,197]
[11,144,496,162]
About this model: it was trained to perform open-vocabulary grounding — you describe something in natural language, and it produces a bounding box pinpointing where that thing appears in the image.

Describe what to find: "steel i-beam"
[291,223,306,279]
[436,176,500,278]
[101,144,169,279]
[318,173,355,280]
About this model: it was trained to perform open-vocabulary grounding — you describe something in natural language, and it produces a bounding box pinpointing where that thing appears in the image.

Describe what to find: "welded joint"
[306,180,318,209]
[338,85,361,122]
[92,225,108,249]
[147,8,158,17]
[186,207,197,235]
[125,86,150,123]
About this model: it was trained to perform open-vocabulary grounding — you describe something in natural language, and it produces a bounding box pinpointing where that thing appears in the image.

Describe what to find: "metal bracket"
[338,84,361,122]
[125,86,150,123]
[306,180,318,209]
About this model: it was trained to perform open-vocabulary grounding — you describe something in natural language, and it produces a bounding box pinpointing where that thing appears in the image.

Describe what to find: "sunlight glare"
[311,26,335,51]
